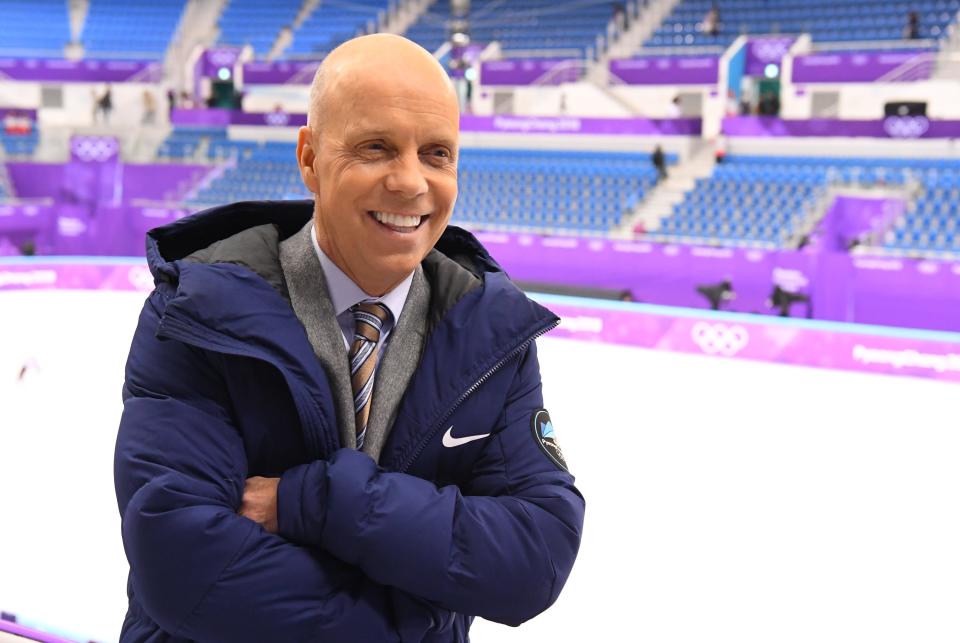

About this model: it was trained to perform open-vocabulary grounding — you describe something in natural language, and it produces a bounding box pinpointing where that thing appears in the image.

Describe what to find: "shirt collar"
[311,224,413,324]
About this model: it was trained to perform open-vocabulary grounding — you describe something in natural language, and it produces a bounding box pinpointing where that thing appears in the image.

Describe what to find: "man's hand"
[240,476,280,533]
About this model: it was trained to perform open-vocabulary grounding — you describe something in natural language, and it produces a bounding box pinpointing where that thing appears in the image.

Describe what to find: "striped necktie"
[348,301,392,450]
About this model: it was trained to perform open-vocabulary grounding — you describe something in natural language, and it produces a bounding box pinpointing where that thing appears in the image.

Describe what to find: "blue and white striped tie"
[348,301,391,450]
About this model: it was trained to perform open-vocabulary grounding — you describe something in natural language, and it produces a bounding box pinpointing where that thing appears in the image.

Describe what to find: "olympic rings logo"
[265,111,290,126]
[691,322,750,357]
[883,116,929,139]
[127,265,155,291]
[72,136,118,162]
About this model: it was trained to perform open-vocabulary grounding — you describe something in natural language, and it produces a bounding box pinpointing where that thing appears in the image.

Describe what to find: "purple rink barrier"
[0,618,79,643]
[540,295,960,383]
[480,59,582,85]
[2,258,958,383]
[4,161,203,255]
[722,116,960,139]
[459,115,701,135]
[792,50,930,83]
[609,56,718,85]
[170,108,307,127]
[471,231,960,332]
[0,58,162,83]
[811,195,904,252]
[0,203,55,255]
[0,261,154,292]
[242,60,321,85]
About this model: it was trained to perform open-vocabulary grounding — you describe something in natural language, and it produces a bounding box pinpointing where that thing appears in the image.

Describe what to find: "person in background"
[142,91,156,126]
[905,11,920,39]
[667,94,682,118]
[96,85,113,124]
[704,2,721,37]
[652,144,668,182]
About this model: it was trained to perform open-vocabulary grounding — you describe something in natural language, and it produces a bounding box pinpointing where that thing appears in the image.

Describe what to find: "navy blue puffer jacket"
[114,201,585,642]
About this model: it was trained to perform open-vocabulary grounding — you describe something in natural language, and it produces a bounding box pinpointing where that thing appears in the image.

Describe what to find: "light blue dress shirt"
[310,224,413,352]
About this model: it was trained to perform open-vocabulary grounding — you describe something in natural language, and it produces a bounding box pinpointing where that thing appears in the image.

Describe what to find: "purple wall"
[722,116,960,139]
[242,60,320,85]
[122,164,211,201]
[7,163,65,199]
[459,115,701,135]
[473,231,960,333]
[792,50,930,83]
[4,162,207,256]
[171,108,307,127]
[480,59,582,85]
[610,56,718,85]
[9,161,211,204]
[0,58,162,82]
[811,195,903,253]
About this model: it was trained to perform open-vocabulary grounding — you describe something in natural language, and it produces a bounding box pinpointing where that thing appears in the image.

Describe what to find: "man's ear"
[296,126,319,194]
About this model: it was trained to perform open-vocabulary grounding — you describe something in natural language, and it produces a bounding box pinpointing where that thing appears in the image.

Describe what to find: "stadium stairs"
[620,141,715,237]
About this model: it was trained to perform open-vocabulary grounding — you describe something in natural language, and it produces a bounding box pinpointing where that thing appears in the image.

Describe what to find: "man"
[652,144,667,182]
[114,34,584,642]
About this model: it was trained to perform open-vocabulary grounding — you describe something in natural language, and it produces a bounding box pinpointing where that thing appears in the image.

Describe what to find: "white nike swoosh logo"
[442,427,491,448]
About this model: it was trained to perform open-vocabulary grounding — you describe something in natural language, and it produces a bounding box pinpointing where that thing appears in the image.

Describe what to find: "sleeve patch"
[531,409,568,472]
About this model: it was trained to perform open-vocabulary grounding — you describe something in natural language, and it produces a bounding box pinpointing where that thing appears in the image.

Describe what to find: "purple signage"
[459,115,701,136]
[200,47,242,76]
[242,60,320,85]
[722,116,960,139]
[480,59,582,86]
[811,196,904,252]
[745,36,795,77]
[609,56,718,85]
[0,58,161,82]
[170,108,307,127]
[544,298,960,383]
[167,110,701,135]
[3,258,959,383]
[0,261,154,293]
[70,136,119,163]
[792,50,931,83]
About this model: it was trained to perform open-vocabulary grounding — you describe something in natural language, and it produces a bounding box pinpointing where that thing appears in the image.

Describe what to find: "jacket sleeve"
[276,341,585,627]
[115,291,448,643]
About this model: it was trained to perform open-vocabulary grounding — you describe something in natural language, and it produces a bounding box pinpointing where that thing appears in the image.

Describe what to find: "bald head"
[307,34,457,133]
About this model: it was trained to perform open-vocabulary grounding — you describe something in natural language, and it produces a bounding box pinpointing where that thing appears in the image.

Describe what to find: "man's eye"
[427,148,451,159]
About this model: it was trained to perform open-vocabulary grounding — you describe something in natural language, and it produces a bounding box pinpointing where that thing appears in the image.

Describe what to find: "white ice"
[1,289,959,643]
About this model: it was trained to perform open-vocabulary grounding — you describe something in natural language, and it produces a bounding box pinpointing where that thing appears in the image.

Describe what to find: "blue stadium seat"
[0,0,71,55]
[82,0,186,59]
[284,0,389,59]
[655,155,960,253]
[404,0,615,58]
[218,0,303,58]
[645,0,960,48]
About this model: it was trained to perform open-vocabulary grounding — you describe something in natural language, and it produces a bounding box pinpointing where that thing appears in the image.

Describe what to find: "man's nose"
[384,152,429,199]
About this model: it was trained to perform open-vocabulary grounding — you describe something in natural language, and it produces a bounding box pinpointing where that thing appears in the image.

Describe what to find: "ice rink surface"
[2,289,959,642]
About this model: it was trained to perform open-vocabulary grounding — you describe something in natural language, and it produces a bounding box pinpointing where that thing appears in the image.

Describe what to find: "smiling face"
[296,35,460,296]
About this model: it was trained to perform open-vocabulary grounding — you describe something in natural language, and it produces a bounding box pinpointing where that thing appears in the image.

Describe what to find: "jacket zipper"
[158,314,336,459]
[397,318,559,473]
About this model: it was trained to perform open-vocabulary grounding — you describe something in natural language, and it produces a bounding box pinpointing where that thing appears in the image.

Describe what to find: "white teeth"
[371,211,423,228]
